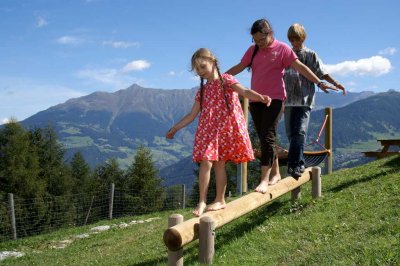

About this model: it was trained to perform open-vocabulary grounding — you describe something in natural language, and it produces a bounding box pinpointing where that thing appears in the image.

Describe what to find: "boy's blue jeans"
[284,106,311,168]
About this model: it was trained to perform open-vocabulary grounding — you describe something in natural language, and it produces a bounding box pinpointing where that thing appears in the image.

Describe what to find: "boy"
[284,23,346,178]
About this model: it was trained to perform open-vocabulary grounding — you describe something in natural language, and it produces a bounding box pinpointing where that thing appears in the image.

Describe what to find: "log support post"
[199,216,215,265]
[168,214,184,266]
[312,167,322,198]
[291,187,301,202]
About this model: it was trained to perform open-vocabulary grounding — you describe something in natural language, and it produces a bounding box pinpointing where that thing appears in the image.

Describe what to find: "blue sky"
[1,0,399,124]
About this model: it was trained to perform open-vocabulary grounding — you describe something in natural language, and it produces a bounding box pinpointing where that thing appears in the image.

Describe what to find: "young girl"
[166,48,271,216]
[226,19,338,193]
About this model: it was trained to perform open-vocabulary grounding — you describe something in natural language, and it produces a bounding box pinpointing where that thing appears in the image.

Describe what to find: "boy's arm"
[166,101,200,139]
[322,74,346,95]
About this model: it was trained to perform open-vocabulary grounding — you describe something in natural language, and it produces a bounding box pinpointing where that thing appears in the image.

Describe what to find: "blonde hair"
[287,23,307,41]
[191,48,229,111]
[191,48,217,72]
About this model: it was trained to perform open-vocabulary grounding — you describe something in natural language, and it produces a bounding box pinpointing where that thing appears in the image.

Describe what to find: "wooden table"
[363,139,400,159]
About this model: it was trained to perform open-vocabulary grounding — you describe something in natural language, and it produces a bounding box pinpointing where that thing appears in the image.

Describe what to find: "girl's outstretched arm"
[231,83,271,106]
[291,59,339,93]
[166,101,201,139]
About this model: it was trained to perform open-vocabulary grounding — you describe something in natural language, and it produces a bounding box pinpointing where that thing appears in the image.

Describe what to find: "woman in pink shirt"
[226,19,336,193]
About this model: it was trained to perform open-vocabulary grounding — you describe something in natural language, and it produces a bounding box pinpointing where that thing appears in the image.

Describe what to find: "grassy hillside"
[1,156,399,265]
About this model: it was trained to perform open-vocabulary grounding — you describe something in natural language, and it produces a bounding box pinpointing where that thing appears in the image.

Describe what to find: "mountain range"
[18,84,400,188]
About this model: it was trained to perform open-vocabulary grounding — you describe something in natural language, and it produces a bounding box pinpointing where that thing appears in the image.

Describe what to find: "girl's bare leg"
[269,157,281,185]
[193,160,213,217]
[207,161,227,211]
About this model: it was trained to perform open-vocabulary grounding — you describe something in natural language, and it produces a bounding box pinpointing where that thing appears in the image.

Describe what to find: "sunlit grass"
[1,156,399,265]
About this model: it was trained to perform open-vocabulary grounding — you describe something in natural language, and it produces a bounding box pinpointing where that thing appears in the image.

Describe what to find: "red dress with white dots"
[192,74,255,163]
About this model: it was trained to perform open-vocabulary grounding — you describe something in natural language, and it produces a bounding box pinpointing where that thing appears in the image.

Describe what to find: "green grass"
[1,156,399,265]
[63,136,95,148]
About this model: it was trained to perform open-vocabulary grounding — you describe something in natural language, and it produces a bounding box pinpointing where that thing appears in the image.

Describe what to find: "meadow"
[1,155,399,265]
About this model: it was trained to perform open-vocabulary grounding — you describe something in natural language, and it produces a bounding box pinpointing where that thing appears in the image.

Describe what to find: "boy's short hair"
[287,23,307,41]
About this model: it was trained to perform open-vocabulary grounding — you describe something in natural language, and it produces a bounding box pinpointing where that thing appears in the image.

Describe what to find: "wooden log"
[163,168,313,251]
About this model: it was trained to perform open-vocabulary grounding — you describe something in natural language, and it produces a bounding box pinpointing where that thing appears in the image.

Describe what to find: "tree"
[69,151,93,195]
[124,146,166,214]
[29,126,76,230]
[93,158,125,217]
[0,121,44,198]
[164,184,186,210]
[69,152,97,225]
[29,126,72,196]
[0,121,46,238]
[93,158,124,191]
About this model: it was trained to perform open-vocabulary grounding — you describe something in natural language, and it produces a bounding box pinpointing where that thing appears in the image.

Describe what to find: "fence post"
[236,164,242,196]
[199,216,215,265]
[181,184,186,209]
[8,193,17,240]
[109,183,115,219]
[168,214,184,266]
[242,97,249,194]
[324,107,333,175]
[291,187,301,202]
[312,167,322,198]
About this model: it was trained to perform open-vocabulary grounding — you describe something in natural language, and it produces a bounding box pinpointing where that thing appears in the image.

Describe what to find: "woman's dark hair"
[250,18,273,35]
[247,19,274,71]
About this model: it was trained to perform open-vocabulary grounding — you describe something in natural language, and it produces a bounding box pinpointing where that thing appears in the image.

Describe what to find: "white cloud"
[168,70,187,77]
[56,36,85,45]
[76,67,145,89]
[76,60,151,90]
[36,16,48,28]
[1,118,11,125]
[77,68,120,85]
[346,81,357,87]
[122,60,150,72]
[0,78,85,123]
[324,56,392,77]
[378,47,397,56]
[102,41,139,48]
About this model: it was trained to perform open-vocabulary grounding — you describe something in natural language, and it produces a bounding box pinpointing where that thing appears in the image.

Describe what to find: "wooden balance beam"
[164,167,320,251]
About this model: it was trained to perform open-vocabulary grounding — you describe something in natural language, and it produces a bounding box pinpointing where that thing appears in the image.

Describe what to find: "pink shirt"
[241,39,297,100]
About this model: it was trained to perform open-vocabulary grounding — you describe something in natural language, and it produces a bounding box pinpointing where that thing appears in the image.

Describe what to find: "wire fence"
[0,183,203,242]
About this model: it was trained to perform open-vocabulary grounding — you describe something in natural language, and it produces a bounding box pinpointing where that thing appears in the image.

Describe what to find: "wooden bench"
[363,139,400,159]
